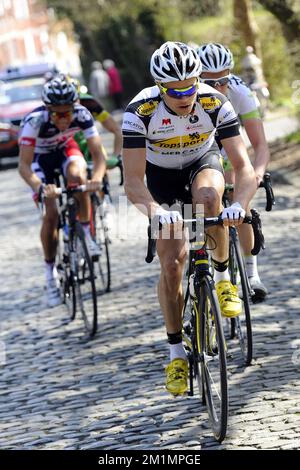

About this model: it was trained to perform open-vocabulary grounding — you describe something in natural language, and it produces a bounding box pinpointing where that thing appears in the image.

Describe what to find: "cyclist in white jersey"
[18,74,106,307]
[197,43,270,301]
[122,42,257,396]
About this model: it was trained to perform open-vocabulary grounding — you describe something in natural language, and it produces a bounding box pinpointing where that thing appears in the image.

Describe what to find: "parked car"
[0,63,58,158]
[0,77,44,157]
[0,121,19,156]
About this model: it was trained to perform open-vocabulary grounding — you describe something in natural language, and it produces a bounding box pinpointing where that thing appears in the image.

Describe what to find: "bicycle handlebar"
[145,212,264,263]
[258,172,275,212]
[225,172,275,212]
[54,184,90,196]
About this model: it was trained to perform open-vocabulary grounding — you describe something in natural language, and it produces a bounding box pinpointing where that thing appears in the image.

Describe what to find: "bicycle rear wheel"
[195,276,228,443]
[229,229,253,366]
[74,222,98,337]
[91,196,111,294]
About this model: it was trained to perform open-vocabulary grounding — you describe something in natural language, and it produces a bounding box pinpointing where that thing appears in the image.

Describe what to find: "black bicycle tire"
[229,233,253,366]
[92,198,111,294]
[74,222,98,337]
[95,214,111,294]
[57,228,76,320]
[196,276,228,443]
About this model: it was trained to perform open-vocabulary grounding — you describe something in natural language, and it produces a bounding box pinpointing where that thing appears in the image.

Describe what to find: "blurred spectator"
[103,59,123,111]
[44,71,57,82]
[241,46,265,86]
[89,61,109,102]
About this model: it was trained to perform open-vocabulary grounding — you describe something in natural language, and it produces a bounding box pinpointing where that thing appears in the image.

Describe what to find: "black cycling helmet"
[42,73,78,105]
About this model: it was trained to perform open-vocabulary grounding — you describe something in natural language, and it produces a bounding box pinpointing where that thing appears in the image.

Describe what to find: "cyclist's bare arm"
[87,134,107,184]
[243,118,270,186]
[101,115,122,156]
[123,147,159,217]
[221,134,257,210]
[18,144,41,193]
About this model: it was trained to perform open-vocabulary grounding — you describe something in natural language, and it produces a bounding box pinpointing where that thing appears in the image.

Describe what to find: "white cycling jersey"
[122,83,240,170]
[227,74,260,122]
[219,75,260,163]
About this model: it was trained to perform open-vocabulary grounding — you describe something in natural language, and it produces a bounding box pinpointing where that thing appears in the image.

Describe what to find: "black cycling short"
[31,139,85,184]
[146,146,224,206]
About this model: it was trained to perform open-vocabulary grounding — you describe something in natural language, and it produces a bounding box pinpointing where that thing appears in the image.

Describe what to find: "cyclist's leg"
[157,233,188,395]
[62,139,89,222]
[146,161,188,339]
[226,163,268,300]
[146,161,189,395]
[190,151,241,317]
[190,152,226,263]
[63,140,100,258]
[157,233,187,338]
[31,158,60,306]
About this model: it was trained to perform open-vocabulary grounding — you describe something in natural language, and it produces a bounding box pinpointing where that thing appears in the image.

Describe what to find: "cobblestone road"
[0,154,299,450]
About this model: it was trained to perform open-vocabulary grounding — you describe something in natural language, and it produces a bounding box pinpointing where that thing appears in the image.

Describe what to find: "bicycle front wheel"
[229,229,253,366]
[195,276,228,443]
[93,204,111,294]
[57,228,76,320]
[74,223,98,337]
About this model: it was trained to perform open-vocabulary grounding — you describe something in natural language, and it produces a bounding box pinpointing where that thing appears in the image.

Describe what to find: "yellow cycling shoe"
[216,280,242,318]
[165,358,188,396]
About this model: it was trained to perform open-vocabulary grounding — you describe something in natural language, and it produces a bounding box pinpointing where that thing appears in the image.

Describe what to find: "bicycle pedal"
[251,293,266,304]
[171,391,188,398]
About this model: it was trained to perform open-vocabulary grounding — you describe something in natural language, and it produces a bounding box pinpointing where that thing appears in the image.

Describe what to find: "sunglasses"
[159,81,198,99]
[49,109,74,119]
[200,74,231,87]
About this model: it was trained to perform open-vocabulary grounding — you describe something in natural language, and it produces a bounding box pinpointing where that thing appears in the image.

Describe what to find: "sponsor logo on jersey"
[154,128,175,135]
[199,96,222,113]
[123,119,144,132]
[189,114,199,124]
[28,115,44,129]
[218,109,236,123]
[150,132,211,149]
[186,123,203,131]
[162,118,171,125]
[137,100,159,117]
[77,108,92,122]
[19,136,36,146]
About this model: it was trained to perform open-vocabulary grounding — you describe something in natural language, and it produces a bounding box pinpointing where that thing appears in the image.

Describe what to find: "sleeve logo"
[137,100,159,117]
[199,96,222,113]
[77,108,92,122]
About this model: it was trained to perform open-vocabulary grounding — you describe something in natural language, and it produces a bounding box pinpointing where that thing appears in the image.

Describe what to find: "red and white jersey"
[19,104,98,154]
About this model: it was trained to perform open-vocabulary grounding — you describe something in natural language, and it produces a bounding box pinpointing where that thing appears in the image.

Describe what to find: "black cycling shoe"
[249,277,268,303]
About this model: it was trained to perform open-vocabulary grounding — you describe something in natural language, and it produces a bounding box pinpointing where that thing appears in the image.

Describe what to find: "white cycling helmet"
[150,41,202,83]
[197,43,234,73]
[42,73,78,105]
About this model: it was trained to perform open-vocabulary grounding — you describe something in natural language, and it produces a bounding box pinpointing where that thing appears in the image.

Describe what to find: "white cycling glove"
[222,202,246,221]
[154,206,183,225]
